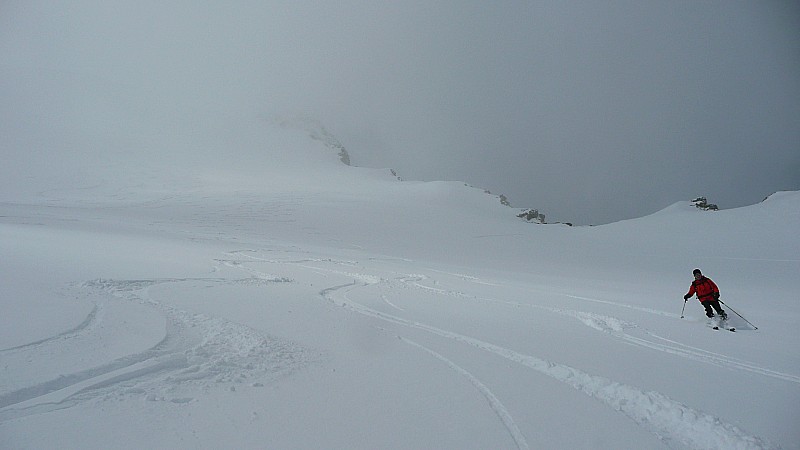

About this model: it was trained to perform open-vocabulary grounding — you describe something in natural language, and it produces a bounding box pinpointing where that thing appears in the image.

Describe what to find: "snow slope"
[1,123,798,449]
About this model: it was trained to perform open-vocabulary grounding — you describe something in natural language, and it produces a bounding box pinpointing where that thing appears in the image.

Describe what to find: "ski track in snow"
[5,245,786,448]
[504,304,799,385]
[325,283,771,449]
[398,336,530,450]
[403,276,800,385]
[229,250,777,450]
[0,276,311,422]
[322,284,768,449]
[380,294,405,312]
[0,304,99,352]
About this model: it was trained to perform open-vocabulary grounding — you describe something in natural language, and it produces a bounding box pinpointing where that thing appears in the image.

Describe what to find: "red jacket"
[686,277,720,302]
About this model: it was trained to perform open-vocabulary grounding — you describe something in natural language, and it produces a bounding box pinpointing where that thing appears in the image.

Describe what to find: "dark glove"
[714,292,720,300]
[684,294,691,300]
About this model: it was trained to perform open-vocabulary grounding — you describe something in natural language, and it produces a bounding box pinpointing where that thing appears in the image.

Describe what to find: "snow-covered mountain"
[1,122,798,449]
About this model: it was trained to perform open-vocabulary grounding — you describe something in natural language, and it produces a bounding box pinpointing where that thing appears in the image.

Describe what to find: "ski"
[709,317,735,332]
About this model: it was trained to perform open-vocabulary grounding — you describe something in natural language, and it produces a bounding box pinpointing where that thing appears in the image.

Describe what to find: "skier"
[684,268,727,321]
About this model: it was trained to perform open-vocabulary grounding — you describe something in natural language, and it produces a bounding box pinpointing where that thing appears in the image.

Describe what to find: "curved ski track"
[402,275,799,385]
[5,246,787,449]
[0,277,311,422]
[230,250,780,450]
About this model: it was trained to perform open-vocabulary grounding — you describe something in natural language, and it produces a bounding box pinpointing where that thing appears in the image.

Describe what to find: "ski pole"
[719,300,758,330]
[680,299,687,319]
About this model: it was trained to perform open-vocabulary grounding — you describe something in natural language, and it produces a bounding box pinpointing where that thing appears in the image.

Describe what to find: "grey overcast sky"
[2,1,798,224]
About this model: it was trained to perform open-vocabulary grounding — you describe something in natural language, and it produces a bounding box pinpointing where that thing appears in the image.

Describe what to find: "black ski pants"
[702,300,725,318]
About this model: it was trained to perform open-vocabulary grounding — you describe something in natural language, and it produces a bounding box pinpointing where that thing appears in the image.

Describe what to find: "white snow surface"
[1,123,798,449]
